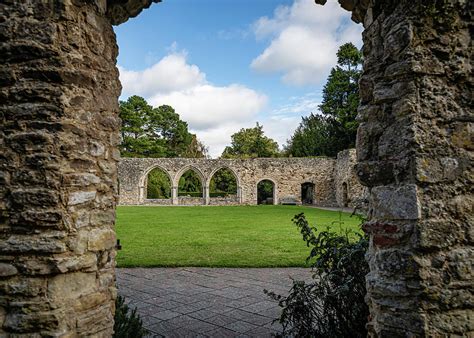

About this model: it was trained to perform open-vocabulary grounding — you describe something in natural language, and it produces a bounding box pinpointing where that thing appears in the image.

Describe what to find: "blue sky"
[115,0,362,157]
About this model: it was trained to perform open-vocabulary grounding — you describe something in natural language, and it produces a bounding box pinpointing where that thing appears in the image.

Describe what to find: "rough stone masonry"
[118,152,364,207]
[0,0,472,336]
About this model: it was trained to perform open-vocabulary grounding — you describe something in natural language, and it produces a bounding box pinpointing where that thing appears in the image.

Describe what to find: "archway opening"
[178,169,203,203]
[342,182,349,207]
[209,168,238,204]
[257,180,275,205]
[301,182,315,205]
[146,167,172,200]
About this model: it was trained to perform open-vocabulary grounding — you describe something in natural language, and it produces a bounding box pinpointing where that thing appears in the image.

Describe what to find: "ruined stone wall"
[0,1,119,335]
[334,149,368,209]
[352,0,473,336]
[118,157,338,206]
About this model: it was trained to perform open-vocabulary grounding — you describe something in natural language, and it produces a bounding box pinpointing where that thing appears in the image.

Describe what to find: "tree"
[286,43,362,157]
[221,123,280,158]
[119,96,207,158]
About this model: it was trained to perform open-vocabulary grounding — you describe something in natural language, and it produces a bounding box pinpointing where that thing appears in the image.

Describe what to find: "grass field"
[115,205,361,268]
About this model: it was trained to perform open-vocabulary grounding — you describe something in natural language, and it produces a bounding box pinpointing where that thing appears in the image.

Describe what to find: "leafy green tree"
[146,168,171,199]
[178,170,202,196]
[286,43,362,157]
[209,168,237,196]
[119,96,206,158]
[221,123,280,158]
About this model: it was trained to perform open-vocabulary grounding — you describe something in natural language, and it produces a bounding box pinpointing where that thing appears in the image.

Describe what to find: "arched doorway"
[257,179,275,205]
[177,168,204,204]
[301,182,315,205]
[209,167,239,204]
[146,167,172,202]
[342,182,349,207]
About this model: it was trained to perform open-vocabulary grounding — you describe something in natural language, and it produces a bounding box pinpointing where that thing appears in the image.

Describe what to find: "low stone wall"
[208,196,239,205]
[143,199,172,205]
[178,196,205,205]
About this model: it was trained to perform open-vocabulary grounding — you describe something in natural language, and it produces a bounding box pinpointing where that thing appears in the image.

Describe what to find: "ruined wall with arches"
[118,156,350,206]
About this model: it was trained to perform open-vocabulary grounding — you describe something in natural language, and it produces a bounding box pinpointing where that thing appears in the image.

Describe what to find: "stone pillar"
[204,185,210,205]
[355,1,473,336]
[0,1,120,336]
[171,186,178,205]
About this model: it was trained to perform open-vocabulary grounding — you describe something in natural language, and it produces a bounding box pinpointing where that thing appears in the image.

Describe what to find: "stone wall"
[118,157,339,206]
[334,149,368,209]
[335,0,472,336]
[0,0,119,335]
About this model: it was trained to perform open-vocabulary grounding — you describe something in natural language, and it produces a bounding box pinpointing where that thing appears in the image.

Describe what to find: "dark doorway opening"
[257,180,275,205]
[342,182,349,207]
[301,182,315,205]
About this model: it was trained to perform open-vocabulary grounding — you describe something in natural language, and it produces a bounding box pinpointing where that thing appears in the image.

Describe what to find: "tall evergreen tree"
[286,43,362,157]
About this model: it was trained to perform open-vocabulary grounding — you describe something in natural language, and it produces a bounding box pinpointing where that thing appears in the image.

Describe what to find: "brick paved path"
[117,268,312,337]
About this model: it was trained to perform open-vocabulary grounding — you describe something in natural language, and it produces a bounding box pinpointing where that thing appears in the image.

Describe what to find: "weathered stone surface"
[0,263,18,277]
[118,157,344,206]
[0,0,117,335]
[341,0,473,335]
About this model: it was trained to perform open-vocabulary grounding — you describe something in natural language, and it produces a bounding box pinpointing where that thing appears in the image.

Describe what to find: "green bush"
[113,295,148,338]
[266,212,369,337]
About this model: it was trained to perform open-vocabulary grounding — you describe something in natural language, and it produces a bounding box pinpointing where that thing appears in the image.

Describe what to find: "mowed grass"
[116,205,361,268]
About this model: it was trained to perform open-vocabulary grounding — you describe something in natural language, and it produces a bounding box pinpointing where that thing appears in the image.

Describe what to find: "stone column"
[355,1,472,336]
[204,185,210,205]
[171,186,178,205]
[0,1,120,335]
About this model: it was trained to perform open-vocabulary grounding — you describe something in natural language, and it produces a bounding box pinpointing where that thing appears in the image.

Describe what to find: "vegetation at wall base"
[113,296,148,338]
[265,212,369,337]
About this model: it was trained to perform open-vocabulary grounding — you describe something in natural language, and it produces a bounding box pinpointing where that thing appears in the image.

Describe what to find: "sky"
[114,0,362,158]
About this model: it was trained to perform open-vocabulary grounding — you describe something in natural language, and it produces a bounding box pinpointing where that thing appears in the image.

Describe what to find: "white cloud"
[119,47,267,158]
[149,84,267,131]
[251,0,363,86]
[119,51,206,98]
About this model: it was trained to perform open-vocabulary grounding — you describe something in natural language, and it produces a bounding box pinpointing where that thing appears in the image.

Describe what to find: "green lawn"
[116,205,361,267]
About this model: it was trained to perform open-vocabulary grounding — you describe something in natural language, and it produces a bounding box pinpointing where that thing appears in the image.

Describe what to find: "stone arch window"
[146,167,172,199]
[257,179,276,205]
[176,167,204,198]
[301,182,315,205]
[342,182,349,207]
[139,165,173,202]
[208,167,239,197]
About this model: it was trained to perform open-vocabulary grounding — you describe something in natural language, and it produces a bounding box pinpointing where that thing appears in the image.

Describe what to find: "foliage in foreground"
[266,212,369,337]
[113,295,148,338]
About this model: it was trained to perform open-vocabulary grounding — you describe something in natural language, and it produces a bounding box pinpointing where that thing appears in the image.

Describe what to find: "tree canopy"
[285,42,362,157]
[119,95,208,158]
[221,123,280,158]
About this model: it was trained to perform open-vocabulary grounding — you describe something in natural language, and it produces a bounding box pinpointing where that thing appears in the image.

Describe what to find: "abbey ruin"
[118,149,365,207]
[0,0,471,336]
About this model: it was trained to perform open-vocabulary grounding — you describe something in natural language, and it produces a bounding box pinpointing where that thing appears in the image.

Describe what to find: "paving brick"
[117,267,312,336]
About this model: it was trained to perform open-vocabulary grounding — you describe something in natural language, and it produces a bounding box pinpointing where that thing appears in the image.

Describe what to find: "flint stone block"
[48,272,97,302]
[68,191,96,206]
[88,228,116,251]
[0,263,18,277]
[371,184,420,220]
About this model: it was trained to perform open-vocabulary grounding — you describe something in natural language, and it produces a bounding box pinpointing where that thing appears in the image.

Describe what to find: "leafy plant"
[113,295,149,338]
[266,212,369,337]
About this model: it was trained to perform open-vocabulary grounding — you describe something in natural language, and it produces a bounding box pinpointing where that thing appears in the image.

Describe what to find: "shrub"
[266,212,369,337]
[113,295,149,338]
